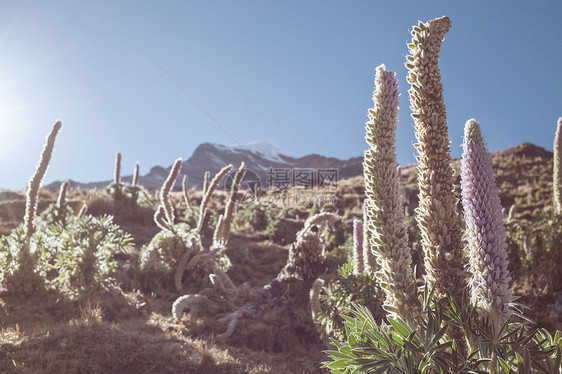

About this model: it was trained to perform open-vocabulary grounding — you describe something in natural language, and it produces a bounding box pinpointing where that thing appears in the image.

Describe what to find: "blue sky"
[0,1,560,189]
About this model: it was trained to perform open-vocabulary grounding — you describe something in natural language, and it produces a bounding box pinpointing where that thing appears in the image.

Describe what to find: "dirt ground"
[1,142,561,373]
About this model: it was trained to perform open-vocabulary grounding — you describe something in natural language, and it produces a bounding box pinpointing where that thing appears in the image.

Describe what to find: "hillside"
[0,142,560,373]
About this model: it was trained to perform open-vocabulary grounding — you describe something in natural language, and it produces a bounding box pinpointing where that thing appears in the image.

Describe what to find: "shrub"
[103,153,152,210]
[103,182,151,209]
[0,120,62,294]
[0,223,51,293]
[278,206,297,219]
[140,162,244,294]
[40,180,75,227]
[324,292,562,373]
[234,202,273,231]
[315,261,385,339]
[266,218,293,244]
[44,215,133,297]
[505,208,562,291]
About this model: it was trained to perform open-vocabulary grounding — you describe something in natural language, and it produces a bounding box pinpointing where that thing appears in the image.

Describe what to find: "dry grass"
[0,287,327,373]
[0,143,560,373]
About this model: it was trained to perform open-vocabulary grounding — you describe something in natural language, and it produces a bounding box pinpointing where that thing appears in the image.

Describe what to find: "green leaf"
[373,332,391,350]
[388,317,411,338]
[403,339,422,353]
[523,348,531,374]
[430,325,448,347]
[325,350,355,360]
[391,334,404,346]
[498,357,513,373]
[554,345,561,372]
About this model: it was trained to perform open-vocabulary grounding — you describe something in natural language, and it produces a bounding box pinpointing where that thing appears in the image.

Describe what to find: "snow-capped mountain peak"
[231,141,284,162]
[46,140,363,190]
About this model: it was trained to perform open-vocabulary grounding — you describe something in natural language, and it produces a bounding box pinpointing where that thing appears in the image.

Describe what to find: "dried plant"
[202,170,211,194]
[172,212,334,351]
[140,161,246,294]
[277,212,339,281]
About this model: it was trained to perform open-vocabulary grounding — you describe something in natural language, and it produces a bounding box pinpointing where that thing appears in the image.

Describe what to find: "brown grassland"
[0,142,560,373]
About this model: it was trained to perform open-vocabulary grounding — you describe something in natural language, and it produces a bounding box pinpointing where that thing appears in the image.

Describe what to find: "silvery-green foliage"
[3,120,62,294]
[0,224,52,293]
[278,206,296,219]
[45,214,133,297]
[324,290,477,374]
[316,260,385,339]
[325,290,562,373]
[444,294,562,373]
[103,182,152,208]
[234,202,273,231]
[40,203,76,227]
[139,222,195,273]
[40,180,75,227]
[0,214,132,297]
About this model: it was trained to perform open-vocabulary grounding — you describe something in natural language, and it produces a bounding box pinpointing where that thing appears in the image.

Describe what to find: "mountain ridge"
[45,141,363,191]
[45,141,552,192]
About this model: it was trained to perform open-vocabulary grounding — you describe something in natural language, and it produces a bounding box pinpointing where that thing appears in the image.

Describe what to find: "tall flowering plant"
[406,16,466,303]
[363,64,418,322]
[324,16,562,374]
[554,117,562,214]
[461,119,512,320]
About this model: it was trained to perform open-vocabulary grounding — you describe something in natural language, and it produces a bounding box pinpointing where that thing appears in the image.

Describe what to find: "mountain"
[46,141,363,191]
